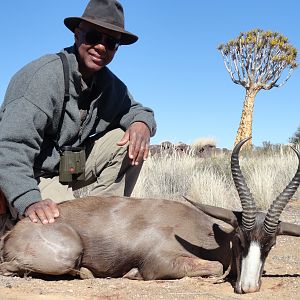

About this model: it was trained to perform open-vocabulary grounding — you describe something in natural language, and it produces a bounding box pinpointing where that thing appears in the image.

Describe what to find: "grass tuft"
[132,147,300,210]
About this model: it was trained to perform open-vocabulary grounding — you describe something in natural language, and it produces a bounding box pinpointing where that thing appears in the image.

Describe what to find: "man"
[0,0,156,232]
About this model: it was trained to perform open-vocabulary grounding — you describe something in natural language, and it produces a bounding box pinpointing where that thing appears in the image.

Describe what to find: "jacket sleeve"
[0,56,62,216]
[118,89,157,137]
[0,98,49,216]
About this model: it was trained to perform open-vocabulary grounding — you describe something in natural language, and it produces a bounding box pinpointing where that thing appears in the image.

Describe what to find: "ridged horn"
[231,137,257,231]
[264,147,300,235]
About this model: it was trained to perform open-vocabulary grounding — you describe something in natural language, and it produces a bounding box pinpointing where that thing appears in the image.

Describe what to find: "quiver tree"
[218,29,298,147]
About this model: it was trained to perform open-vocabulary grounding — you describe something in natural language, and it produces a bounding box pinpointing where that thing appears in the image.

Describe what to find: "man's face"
[75,21,121,79]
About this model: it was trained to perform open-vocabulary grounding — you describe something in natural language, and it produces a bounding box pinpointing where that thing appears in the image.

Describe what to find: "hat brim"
[64,17,138,45]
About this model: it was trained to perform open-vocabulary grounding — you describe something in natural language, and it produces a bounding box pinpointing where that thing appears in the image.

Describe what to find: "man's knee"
[95,128,127,154]
[0,189,17,237]
[0,189,7,214]
[89,128,129,170]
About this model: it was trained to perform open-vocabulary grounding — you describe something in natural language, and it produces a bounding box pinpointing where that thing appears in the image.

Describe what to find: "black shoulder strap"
[54,52,70,152]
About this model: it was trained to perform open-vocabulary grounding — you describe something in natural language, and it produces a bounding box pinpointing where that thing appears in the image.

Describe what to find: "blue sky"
[0,1,299,149]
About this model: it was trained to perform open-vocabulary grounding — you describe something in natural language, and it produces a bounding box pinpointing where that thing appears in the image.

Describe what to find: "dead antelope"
[0,138,299,294]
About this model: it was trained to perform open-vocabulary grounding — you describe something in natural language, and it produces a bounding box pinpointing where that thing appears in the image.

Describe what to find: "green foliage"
[289,126,300,146]
[254,141,288,155]
[218,29,298,90]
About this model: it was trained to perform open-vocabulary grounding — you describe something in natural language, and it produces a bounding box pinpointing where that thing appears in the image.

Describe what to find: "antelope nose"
[242,282,260,293]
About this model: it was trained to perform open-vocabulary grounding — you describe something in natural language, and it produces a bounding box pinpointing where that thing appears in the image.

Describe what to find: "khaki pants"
[38,128,143,204]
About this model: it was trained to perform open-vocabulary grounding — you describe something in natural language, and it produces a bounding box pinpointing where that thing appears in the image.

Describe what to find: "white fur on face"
[238,241,262,293]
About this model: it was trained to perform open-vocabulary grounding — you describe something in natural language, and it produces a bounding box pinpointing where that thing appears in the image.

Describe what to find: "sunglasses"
[80,29,120,51]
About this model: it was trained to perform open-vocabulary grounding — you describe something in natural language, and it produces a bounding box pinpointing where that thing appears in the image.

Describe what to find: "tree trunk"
[234,88,258,147]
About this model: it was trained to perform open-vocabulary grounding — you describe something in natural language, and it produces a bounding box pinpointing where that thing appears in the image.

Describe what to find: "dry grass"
[132,147,300,210]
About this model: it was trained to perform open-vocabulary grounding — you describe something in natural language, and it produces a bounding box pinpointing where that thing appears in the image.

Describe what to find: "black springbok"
[0,138,299,294]
[185,137,300,293]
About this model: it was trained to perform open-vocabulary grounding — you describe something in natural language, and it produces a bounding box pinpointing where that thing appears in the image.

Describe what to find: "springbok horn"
[263,147,300,235]
[231,137,257,231]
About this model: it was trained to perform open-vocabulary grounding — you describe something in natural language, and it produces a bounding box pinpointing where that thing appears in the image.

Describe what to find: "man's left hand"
[117,122,150,165]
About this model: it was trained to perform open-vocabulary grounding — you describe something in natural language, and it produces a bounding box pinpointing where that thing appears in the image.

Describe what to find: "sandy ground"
[0,201,299,300]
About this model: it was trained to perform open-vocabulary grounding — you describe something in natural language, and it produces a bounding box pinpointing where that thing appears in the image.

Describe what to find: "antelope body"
[1,138,300,294]
[1,196,231,279]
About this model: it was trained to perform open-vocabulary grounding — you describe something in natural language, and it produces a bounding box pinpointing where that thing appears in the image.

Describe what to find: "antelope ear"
[183,196,240,228]
[277,221,300,237]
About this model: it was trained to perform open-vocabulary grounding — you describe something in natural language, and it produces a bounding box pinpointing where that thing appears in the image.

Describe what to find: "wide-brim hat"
[64,0,138,45]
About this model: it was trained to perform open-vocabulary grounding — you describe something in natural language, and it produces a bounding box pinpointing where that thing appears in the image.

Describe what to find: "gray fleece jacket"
[0,46,156,216]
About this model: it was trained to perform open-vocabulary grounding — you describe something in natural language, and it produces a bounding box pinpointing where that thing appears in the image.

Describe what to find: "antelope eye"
[264,240,275,251]
[240,238,245,249]
[235,234,245,249]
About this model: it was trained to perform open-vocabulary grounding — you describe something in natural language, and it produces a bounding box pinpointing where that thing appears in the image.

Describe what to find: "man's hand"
[117,122,151,165]
[24,199,59,224]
